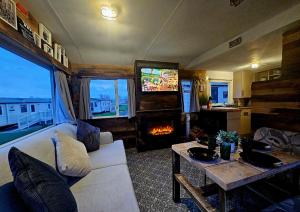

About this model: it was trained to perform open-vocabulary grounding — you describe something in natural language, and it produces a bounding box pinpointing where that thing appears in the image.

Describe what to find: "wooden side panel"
[281,26,300,79]
[251,78,300,132]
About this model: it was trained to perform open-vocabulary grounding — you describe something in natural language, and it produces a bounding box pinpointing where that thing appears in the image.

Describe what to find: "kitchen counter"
[201,107,241,112]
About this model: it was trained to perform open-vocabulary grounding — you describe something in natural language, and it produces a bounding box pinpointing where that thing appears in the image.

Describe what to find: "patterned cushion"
[77,120,100,152]
[254,127,300,154]
[8,147,77,212]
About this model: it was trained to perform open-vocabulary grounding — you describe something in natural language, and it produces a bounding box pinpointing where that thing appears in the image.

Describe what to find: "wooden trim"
[0,18,71,75]
[73,63,134,78]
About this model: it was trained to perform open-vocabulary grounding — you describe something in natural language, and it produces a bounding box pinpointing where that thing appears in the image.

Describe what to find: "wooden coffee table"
[172,141,300,212]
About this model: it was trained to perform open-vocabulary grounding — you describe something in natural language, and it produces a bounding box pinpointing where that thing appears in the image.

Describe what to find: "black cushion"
[8,147,77,212]
[77,120,100,152]
[0,182,28,212]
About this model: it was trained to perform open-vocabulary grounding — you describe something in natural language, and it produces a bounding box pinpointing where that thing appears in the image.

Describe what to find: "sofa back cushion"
[0,123,77,186]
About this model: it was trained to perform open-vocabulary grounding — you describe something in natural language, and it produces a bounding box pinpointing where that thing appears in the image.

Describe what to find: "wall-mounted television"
[141,68,178,92]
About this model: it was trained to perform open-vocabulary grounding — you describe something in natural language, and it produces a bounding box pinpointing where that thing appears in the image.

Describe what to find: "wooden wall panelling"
[251,78,300,132]
[281,26,300,79]
[72,63,134,78]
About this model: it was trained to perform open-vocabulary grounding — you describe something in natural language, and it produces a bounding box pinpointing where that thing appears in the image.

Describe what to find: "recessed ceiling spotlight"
[251,63,259,69]
[101,6,118,20]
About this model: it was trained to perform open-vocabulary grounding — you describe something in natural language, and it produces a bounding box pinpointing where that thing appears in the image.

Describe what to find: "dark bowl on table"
[188,147,219,162]
[240,151,283,169]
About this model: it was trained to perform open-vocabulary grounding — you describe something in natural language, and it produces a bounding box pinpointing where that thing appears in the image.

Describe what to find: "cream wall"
[206,71,234,104]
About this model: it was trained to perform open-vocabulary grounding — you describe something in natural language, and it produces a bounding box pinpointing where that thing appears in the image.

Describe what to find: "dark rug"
[126,147,277,212]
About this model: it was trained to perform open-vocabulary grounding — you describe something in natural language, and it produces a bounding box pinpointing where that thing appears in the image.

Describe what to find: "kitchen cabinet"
[233,70,253,98]
[239,108,251,135]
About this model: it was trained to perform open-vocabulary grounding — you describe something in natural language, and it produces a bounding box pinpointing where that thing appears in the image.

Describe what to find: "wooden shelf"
[0,19,71,75]
[174,174,216,212]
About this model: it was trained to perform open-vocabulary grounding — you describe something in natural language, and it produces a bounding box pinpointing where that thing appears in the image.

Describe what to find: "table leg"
[219,188,229,212]
[172,150,180,203]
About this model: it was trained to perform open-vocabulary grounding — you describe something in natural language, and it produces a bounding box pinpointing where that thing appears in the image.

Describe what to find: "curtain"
[54,70,76,124]
[79,78,91,120]
[190,79,201,112]
[127,79,136,119]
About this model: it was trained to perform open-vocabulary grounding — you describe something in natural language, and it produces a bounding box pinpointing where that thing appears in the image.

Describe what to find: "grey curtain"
[190,79,201,112]
[127,79,136,119]
[54,71,76,124]
[79,78,91,120]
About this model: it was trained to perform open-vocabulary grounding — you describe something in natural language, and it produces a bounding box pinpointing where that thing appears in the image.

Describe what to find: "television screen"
[141,68,178,92]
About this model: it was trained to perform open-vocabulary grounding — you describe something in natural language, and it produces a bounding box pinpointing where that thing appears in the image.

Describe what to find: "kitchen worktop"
[201,107,241,112]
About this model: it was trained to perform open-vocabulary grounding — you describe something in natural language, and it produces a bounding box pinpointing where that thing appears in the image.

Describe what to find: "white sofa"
[0,123,139,212]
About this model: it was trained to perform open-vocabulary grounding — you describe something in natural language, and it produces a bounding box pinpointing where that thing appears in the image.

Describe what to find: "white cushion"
[0,123,77,185]
[71,165,139,212]
[53,132,92,177]
[88,140,126,170]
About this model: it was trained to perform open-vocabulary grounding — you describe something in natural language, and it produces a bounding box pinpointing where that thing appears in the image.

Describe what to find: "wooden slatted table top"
[172,141,300,191]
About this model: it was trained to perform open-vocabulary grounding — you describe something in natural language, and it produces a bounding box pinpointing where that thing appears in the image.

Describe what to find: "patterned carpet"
[126,147,277,212]
[126,148,209,212]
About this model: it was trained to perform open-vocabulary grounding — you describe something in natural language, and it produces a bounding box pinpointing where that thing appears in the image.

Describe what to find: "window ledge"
[91,115,128,119]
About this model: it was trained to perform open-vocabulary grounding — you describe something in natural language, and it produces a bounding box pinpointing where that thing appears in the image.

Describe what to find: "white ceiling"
[19,0,300,71]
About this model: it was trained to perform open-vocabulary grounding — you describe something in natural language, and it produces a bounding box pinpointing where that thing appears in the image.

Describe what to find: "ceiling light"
[251,63,259,69]
[101,6,118,20]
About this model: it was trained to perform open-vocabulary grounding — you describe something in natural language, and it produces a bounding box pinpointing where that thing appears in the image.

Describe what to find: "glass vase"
[220,142,231,160]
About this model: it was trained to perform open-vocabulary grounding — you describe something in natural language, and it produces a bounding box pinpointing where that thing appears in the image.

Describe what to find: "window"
[90,79,128,118]
[181,80,192,113]
[20,104,27,113]
[31,105,35,112]
[0,47,53,146]
[210,82,228,104]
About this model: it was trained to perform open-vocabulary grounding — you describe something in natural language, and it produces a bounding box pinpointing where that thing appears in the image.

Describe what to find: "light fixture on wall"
[101,6,118,20]
[251,63,259,69]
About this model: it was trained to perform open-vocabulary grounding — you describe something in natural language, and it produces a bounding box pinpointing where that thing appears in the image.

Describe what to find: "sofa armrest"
[100,132,113,145]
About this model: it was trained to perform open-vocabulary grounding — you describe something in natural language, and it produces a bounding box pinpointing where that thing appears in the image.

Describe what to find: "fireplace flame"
[149,125,174,136]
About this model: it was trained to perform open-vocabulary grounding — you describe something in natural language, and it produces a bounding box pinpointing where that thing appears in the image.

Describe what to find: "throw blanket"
[254,127,300,154]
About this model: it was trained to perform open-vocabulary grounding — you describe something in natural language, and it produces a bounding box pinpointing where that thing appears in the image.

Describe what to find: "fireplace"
[136,109,181,151]
[148,122,175,136]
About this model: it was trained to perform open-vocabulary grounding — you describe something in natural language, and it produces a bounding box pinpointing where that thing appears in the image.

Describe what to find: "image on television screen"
[141,68,178,92]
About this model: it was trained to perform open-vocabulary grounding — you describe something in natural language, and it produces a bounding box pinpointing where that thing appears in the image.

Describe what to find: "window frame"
[208,80,230,105]
[90,79,128,119]
[0,45,56,147]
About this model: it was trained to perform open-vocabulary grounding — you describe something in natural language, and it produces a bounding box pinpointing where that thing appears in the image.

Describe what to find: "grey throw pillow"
[77,120,100,152]
[52,131,92,177]
[8,147,77,212]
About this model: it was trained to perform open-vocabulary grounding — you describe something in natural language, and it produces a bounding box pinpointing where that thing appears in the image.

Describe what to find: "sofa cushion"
[77,120,100,152]
[53,131,92,177]
[0,123,77,186]
[71,165,139,212]
[0,182,28,212]
[89,140,127,169]
[8,147,77,212]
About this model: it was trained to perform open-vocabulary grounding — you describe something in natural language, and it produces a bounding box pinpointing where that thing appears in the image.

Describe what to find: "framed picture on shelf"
[39,23,52,46]
[0,0,17,30]
[43,43,53,57]
[54,43,62,62]
[33,32,42,48]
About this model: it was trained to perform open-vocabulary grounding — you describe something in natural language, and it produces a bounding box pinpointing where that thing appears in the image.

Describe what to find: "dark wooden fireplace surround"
[135,60,182,151]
